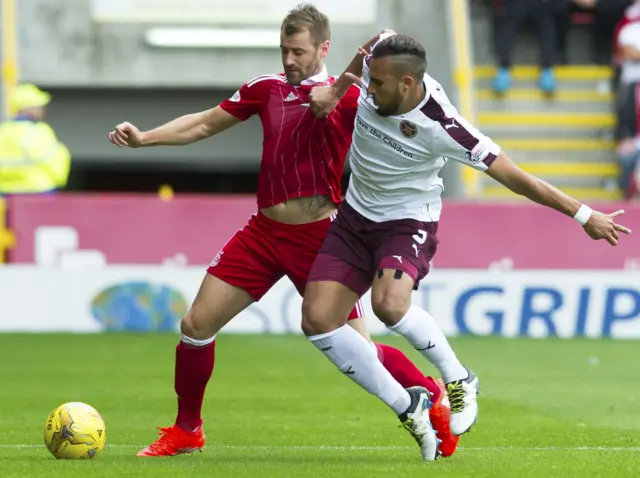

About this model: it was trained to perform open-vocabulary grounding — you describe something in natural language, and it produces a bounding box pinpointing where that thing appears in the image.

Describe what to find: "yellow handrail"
[1,0,18,119]
[0,198,16,263]
[449,0,478,196]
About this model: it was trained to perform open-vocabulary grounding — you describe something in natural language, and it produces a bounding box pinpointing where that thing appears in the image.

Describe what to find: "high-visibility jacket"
[0,117,71,194]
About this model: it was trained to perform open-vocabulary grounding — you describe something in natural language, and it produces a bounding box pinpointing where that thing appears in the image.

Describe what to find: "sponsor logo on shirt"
[356,116,414,159]
[469,143,488,163]
[230,90,241,102]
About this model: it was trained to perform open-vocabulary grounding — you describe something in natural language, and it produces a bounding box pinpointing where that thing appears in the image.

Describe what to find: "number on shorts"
[412,229,427,244]
[412,229,427,257]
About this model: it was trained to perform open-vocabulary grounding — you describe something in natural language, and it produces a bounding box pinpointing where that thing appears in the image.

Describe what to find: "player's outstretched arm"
[108,106,241,148]
[331,30,395,97]
[485,151,632,246]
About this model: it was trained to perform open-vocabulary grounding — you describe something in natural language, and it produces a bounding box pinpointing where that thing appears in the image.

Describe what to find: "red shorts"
[206,212,364,320]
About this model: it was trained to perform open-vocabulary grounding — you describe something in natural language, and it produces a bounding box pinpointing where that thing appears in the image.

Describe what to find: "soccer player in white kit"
[301,33,631,461]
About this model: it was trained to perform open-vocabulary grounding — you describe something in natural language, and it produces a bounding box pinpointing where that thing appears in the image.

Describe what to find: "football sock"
[388,305,468,383]
[375,343,442,403]
[309,325,411,415]
[174,334,216,431]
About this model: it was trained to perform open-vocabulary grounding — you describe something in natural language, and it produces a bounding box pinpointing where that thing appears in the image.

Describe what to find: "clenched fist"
[109,122,145,148]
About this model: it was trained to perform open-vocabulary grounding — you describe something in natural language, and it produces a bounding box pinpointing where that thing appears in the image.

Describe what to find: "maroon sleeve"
[334,84,360,133]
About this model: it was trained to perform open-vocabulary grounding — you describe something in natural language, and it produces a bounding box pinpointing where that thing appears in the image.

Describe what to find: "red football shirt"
[220,70,359,209]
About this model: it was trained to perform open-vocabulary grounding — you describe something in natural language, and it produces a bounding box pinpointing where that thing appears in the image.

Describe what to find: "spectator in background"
[555,0,630,65]
[0,84,70,195]
[614,1,640,199]
[492,0,557,94]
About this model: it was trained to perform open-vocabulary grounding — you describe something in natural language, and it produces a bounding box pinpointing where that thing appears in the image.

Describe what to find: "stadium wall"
[0,266,638,338]
[1,194,638,337]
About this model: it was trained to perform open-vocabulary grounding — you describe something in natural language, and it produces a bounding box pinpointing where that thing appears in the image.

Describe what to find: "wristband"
[573,204,593,226]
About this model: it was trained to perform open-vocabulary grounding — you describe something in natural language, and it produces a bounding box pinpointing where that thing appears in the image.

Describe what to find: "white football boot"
[398,386,441,461]
[446,370,479,436]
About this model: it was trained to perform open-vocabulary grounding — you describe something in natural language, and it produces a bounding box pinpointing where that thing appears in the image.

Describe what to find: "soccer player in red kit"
[108,3,458,458]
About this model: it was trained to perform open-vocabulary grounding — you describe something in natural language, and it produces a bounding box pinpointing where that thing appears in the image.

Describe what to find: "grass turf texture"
[1,334,638,477]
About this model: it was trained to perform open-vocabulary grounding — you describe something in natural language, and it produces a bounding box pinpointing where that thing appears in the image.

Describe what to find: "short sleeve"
[618,23,640,48]
[433,116,501,171]
[219,78,268,121]
[421,93,501,171]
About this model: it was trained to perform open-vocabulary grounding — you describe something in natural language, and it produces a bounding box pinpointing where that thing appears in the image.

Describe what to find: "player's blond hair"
[281,3,331,46]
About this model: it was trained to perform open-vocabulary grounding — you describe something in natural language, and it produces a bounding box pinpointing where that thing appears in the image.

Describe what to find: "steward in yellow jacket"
[0,84,71,194]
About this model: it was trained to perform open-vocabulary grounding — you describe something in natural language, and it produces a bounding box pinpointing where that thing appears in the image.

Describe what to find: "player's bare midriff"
[260,194,336,225]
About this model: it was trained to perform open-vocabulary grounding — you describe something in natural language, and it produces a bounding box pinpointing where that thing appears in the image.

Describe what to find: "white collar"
[299,65,329,86]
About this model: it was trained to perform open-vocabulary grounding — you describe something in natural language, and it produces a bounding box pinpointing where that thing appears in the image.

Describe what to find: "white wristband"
[573,204,593,226]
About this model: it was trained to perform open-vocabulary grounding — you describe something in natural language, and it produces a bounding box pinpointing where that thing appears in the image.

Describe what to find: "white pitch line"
[2,445,640,452]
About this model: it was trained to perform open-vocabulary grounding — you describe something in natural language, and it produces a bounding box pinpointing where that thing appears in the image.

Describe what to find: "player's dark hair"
[281,3,331,46]
[372,35,427,80]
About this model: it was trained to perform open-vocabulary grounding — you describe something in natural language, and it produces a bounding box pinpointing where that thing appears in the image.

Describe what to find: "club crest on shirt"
[399,120,418,138]
[210,251,223,267]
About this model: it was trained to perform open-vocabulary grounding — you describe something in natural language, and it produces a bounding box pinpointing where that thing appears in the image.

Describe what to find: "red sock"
[375,343,442,403]
[174,340,216,431]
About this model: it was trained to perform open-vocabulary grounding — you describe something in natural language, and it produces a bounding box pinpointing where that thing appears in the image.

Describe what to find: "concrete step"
[514,162,619,177]
[475,79,613,91]
[473,65,619,200]
[476,83,613,115]
[482,125,613,139]
[474,65,614,91]
[503,150,614,163]
[474,65,613,81]
[478,111,615,128]
[494,138,615,162]
[476,88,613,103]
[477,96,613,114]
[495,138,614,150]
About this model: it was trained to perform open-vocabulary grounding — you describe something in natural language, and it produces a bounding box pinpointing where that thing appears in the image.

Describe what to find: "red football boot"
[137,424,206,457]
[429,378,460,457]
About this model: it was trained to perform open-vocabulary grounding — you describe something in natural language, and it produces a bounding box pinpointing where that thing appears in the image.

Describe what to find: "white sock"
[180,333,216,346]
[308,325,411,415]
[388,305,468,383]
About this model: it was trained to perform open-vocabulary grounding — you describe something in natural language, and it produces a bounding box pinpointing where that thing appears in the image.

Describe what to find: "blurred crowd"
[614,0,640,198]
[488,0,640,199]
[489,0,631,92]
[2,1,640,199]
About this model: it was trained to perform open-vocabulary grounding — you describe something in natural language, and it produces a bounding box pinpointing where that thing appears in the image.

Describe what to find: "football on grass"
[44,402,106,459]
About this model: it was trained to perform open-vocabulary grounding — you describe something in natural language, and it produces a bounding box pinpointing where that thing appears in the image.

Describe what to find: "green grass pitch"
[0,333,639,477]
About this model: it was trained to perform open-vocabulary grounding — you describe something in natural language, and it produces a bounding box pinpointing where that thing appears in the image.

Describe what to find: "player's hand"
[109,122,145,148]
[309,86,341,118]
[583,209,631,246]
[362,29,396,52]
[309,54,366,119]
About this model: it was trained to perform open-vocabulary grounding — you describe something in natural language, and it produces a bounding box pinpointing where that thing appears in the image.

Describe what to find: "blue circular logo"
[91,282,187,332]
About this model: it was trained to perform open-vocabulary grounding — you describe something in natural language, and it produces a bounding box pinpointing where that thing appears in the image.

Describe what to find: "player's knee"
[301,298,335,336]
[371,291,410,326]
[180,309,215,341]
